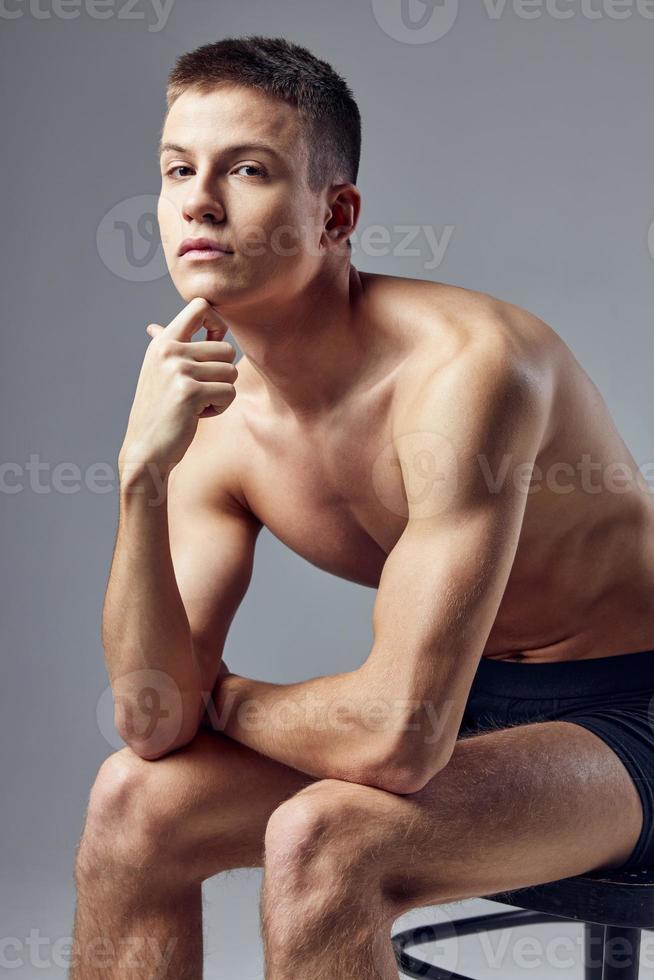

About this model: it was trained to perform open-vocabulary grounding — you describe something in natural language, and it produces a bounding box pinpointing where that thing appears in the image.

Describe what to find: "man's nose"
[182,182,226,225]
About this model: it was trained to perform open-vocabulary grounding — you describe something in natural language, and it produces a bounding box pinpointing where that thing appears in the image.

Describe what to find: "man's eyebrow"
[158,140,284,160]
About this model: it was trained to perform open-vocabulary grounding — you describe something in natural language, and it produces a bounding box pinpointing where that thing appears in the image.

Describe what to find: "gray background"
[2,1,653,976]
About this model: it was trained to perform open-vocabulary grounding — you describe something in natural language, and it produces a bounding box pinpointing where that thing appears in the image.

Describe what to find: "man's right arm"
[166,439,263,730]
[103,444,262,761]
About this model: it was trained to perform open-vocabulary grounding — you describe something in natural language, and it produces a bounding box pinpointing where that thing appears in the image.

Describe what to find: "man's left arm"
[207,341,553,794]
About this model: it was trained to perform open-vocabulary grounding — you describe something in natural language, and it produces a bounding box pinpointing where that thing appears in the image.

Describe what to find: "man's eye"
[234,164,266,178]
[165,164,266,179]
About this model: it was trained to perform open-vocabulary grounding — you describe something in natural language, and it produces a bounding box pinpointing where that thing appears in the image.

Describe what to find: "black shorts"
[457,647,654,872]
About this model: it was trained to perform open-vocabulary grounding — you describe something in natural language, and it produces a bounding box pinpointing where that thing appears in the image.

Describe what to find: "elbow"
[370,738,453,796]
[114,688,203,762]
[114,695,204,762]
[119,723,200,761]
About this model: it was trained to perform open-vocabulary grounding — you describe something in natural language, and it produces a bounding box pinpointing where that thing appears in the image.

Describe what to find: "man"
[70,35,654,980]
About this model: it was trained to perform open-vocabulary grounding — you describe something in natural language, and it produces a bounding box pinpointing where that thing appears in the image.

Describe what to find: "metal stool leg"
[602,926,641,980]
[584,922,605,980]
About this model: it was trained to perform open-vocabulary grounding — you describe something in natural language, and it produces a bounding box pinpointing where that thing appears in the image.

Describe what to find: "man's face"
[157,83,327,307]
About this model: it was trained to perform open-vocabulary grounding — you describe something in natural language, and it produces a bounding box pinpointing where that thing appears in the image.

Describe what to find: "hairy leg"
[70,727,318,979]
[261,798,399,980]
[260,719,644,979]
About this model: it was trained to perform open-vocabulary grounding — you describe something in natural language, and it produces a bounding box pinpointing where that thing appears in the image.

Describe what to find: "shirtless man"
[70,36,654,980]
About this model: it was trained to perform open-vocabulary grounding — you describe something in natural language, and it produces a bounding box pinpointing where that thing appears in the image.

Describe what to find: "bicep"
[360,347,552,778]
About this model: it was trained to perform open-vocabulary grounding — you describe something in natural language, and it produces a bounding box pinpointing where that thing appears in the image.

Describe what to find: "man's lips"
[178,237,234,256]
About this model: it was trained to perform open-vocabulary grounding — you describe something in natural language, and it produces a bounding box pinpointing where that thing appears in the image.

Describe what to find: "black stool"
[391,868,654,978]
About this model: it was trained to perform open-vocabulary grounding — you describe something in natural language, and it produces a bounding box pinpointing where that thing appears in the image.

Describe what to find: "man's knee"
[86,748,149,824]
[262,783,391,947]
[264,779,379,878]
[80,748,174,871]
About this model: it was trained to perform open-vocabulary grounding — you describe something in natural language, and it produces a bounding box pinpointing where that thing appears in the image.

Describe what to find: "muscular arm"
[105,417,262,761]
[205,338,551,794]
[103,462,205,761]
[205,667,401,791]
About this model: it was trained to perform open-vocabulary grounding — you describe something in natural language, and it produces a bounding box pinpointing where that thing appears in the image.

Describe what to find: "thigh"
[295,719,644,919]
[394,720,644,911]
[94,728,318,876]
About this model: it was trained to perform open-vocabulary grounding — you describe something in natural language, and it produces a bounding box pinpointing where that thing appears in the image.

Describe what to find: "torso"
[197,271,654,664]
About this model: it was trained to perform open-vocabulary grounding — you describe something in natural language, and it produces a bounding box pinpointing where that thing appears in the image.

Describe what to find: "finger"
[203,301,230,340]
[145,323,165,338]
[205,323,226,343]
[193,381,237,417]
[188,340,236,362]
[164,297,228,343]
[183,360,238,382]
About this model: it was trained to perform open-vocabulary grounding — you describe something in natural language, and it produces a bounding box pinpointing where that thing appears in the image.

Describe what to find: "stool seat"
[391,868,654,979]
[487,867,654,929]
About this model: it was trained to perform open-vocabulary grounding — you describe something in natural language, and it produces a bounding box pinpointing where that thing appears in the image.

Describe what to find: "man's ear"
[323,184,360,247]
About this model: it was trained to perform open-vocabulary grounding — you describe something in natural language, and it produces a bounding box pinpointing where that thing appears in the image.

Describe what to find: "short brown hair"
[165,35,362,198]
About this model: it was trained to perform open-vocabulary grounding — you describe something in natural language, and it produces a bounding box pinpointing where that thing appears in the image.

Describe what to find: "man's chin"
[173,272,235,299]
[174,280,248,312]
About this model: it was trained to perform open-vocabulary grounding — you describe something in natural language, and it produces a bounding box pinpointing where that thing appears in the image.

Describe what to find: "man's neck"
[218,262,370,422]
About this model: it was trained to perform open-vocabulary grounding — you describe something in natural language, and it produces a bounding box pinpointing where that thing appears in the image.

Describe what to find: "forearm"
[204,668,406,791]
[103,462,203,759]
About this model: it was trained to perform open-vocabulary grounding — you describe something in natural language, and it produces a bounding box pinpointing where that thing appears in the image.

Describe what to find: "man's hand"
[118,297,238,482]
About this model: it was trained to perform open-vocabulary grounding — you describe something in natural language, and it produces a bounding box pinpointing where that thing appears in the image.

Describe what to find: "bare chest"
[239,383,406,586]
[235,369,654,662]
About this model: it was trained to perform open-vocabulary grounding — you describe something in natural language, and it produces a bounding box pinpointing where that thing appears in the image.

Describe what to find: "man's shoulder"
[377,275,560,444]
[363,271,561,361]
[372,273,554,372]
